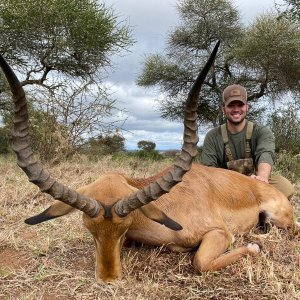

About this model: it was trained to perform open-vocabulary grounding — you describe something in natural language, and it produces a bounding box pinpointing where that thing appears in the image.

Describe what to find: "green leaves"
[173,0,242,49]
[234,14,300,91]
[278,0,300,23]
[0,0,133,77]
[137,0,300,127]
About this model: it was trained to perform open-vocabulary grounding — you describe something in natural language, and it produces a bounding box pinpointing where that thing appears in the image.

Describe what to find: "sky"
[103,0,285,150]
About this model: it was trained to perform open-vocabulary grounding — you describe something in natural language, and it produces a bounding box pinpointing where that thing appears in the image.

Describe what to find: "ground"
[0,156,299,300]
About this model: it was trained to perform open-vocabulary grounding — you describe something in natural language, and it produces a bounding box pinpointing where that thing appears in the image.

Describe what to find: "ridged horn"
[0,54,101,217]
[115,41,220,217]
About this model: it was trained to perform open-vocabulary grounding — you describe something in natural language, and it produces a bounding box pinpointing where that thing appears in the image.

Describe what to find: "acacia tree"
[0,0,133,158]
[233,14,300,93]
[137,0,300,127]
[0,0,132,78]
[277,0,300,22]
[137,140,156,151]
[268,99,300,154]
[85,133,125,156]
[136,140,163,160]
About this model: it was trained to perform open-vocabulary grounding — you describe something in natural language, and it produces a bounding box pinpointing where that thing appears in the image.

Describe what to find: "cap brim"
[224,97,247,105]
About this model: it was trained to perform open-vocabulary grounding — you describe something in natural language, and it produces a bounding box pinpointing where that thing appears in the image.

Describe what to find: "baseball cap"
[222,84,247,105]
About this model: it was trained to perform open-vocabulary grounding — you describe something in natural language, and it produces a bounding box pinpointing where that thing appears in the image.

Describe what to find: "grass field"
[0,155,299,300]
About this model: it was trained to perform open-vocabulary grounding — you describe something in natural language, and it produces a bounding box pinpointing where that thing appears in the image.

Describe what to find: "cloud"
[105,81,184,149]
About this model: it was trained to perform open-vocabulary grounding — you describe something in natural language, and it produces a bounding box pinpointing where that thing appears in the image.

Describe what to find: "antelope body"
[24,162,297,283]
[81,164,295,282]
[0,42,298,284]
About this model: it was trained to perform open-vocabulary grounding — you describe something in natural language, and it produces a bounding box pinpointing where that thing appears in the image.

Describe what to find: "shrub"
[0,126,11,154]
[2,106,73,163]
[273,151,300,183]
[268,103,300,155]
[137,140,156,151]
[83,134,125,157]
[134,149,164,161]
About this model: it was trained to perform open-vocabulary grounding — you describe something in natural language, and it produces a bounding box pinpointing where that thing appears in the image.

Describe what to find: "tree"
[2,101,73,162]
[0,0,133,156]
[0,0,132,79]
[30,78,121,149]
[268,98,300,154]
[277,0,300,22]
[135,140,163,160]
[233,14,300,92]
[137,140,156,151]
[85,133,125,155]
[0,126,10,154]
[137,0,300,127]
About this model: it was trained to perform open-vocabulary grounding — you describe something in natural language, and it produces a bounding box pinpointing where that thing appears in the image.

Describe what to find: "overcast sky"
[103,0,285,150]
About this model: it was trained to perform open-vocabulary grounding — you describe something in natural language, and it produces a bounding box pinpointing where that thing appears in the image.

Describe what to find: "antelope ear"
[25,201,74,225]
[139,203,183,231]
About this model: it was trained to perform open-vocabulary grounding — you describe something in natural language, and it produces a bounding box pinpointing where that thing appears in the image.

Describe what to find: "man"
[201,84,294,199]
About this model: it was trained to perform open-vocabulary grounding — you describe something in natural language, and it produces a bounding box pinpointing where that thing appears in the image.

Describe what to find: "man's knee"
[269,174,295,199]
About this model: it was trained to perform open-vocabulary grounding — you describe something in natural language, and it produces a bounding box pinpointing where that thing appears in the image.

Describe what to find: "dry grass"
[0,155,299,300]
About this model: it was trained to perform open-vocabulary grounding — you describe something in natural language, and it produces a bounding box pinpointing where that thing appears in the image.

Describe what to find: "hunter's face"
[223,100,248,125]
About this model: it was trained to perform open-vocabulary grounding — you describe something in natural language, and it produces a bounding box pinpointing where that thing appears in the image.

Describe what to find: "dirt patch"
[0,247,29,271]
[51,243,95,273]
[41,292,71,300]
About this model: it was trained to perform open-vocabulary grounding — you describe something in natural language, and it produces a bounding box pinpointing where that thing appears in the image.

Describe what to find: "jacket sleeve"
[201,129,219,167]
[254,126,275,167]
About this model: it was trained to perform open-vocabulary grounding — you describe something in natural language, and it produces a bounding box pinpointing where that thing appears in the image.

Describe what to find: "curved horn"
[115,41,220,217]
[0,55,101,217]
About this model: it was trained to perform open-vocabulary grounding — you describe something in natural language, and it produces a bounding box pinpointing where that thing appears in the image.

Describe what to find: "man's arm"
[201,128,220,167]
[252,126,275,183]
[251,162,272,183]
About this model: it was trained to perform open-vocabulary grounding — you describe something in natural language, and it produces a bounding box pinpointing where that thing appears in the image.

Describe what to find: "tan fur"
[47,164,297,283]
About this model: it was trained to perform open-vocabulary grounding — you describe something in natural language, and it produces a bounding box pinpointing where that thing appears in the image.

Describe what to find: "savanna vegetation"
[0,0,299,299]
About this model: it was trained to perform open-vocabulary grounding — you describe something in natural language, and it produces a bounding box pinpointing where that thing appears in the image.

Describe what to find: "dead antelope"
[0,41,298,284]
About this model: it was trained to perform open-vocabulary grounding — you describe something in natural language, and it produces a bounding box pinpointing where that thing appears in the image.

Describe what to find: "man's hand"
[250,174,269,184]
[251,162,272,184]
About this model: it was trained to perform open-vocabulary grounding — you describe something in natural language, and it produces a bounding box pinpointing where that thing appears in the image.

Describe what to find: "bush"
[112,149,165,162]
[268,103,300,155]
[30,110,73,163]
[273,151,300,183]
[134,149,164,161]
[0,126,11,154]
[163,150,180,158]
[83,134,125,158]
[137,140,156,151]
[2,106,73,163]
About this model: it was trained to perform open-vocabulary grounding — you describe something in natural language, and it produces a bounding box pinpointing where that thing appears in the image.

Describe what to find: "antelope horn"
[0,54,101,217]
[115,41,220,217]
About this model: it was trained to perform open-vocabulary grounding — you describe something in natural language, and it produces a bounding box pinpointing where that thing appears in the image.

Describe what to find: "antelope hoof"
[247,243,260,255]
